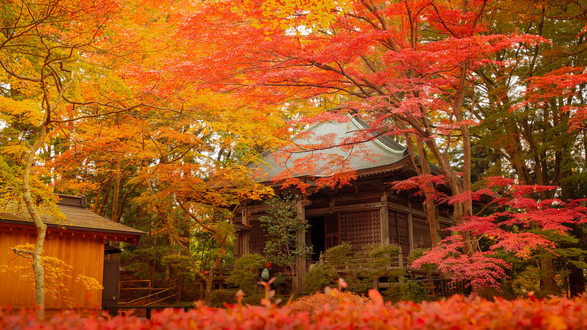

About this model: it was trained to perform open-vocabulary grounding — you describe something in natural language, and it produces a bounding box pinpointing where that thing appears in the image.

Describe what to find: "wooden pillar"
[407,199,414,254]
[242,207,250,255]
[295,200,307,293]
[380,192,389,245]
[234,232,241,257]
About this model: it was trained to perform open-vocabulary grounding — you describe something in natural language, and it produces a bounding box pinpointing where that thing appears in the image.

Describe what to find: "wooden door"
[102,259,120,310]
[324,213,340,249]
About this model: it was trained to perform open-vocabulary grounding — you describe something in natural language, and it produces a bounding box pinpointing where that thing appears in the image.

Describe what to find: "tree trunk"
[426,140,475,255]
[22,109,50,319]
[204,278,214,303]
[98,187,111,216]
[539,257,559,294]
[204,236,227,302]
[176,275,184,302]
[568,261,585,297]
[416,139,441,247]
[111,172,122,222]
[404,134,441,248]
[92,177,111,213]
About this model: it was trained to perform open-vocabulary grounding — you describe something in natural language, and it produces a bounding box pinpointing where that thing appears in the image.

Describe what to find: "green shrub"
[242,293,264,305]
[209,289,238,306]
[304,263,338,294]
[382,280,437,303]
[408,248,436,274]
[322,242,370,293]
[225,254,266,296]
[321,242,403,294]
[402,280,435,303]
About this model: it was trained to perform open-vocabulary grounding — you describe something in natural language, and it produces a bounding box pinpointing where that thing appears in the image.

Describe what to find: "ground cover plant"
[2,289,587,330]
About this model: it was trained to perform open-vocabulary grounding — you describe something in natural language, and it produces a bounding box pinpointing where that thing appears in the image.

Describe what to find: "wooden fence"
[119,280,177,306]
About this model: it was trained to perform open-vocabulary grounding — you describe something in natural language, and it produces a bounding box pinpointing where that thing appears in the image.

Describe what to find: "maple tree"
[48,86,286,303]
[20,0,290,303]
[397,176,587,293]
[170,0,587,296]
[173,0,551,256]
[2,0,587,308]
[0,0,201,316]
[134,162,273,302]
[468,0,587,293]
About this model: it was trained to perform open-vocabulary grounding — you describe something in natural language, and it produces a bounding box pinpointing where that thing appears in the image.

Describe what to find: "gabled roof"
[0,195,145,239]
[249,116,411,181]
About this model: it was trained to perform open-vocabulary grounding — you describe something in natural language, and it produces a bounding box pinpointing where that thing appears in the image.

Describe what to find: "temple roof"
[249,116,411,182]
[0,195,145,238]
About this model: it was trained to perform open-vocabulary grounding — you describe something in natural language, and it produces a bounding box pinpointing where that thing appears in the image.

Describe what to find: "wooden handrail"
[120,287,173,291]
[119,287,175,305]
[144,293,179,306]
[312,254,404,272]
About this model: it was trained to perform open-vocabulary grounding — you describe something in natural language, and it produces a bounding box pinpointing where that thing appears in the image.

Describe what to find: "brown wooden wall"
[412,215,432,249]
[388,210,410,258]
[0,227,104,311]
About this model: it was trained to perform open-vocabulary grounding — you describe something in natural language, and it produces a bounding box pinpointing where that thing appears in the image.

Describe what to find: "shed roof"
[0,195,145,238]
[249,116,411,181]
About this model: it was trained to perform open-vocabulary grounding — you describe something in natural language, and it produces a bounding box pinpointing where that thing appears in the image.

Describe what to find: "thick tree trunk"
[403,134,441,247]
[568,261,585,297]
[539,257,559,294]
[425,140,475,255]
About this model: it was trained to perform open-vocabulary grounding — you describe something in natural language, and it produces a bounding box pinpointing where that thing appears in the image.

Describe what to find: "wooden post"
[380,192,389,245]
[295,200,307,293]
[407,199,414,253]
[242,207,250,255]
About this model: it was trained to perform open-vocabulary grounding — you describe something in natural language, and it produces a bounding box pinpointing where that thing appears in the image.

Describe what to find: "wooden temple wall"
[236,190,454,291]
[239,194,453,262]
[0,227,105,313]
[340,210,381,249]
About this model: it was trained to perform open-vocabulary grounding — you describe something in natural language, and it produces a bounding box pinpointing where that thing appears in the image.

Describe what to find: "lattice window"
[339,210,381,249]
[250,221,268,254]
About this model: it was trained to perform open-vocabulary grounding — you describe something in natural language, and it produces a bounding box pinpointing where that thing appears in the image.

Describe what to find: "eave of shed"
[0,195,145,240]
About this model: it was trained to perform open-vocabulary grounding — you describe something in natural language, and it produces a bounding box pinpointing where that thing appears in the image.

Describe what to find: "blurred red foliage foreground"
[2,290,587,330]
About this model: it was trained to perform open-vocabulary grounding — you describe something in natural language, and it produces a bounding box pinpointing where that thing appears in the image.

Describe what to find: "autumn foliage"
[406,177,587,291]
[3,291,587,329]
[3,0,587,312]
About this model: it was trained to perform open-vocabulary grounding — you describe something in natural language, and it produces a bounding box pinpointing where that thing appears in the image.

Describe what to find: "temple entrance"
[308,213,340,261]
[309,216,324,261]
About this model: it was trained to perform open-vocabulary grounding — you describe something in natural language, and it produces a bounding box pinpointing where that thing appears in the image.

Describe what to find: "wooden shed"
[0,194,145,315]
[234,116,454,289]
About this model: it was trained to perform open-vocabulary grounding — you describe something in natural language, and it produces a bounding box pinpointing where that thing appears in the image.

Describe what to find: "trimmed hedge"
[2,291,587,329]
